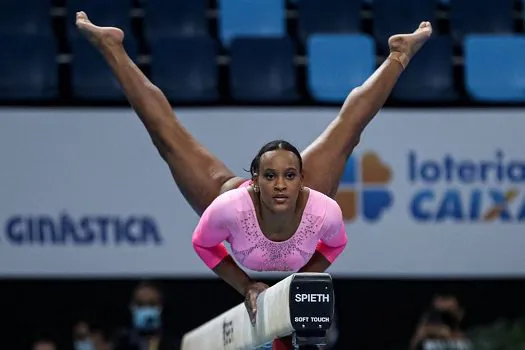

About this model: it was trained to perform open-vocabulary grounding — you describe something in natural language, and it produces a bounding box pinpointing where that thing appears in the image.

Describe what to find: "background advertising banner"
[1,107,524,277]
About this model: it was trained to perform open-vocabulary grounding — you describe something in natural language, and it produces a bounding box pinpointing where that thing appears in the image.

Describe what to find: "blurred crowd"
[32,281,181,350]
[29,278,476,350]
[409,294,471,350]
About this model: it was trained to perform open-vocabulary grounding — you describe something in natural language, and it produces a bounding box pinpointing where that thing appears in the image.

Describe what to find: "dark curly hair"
[249,140,303,177]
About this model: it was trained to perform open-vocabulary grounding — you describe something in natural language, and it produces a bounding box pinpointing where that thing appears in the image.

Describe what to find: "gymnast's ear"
[251,174,260,193]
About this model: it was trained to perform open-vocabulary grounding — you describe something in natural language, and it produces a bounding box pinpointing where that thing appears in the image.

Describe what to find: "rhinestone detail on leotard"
[231,209,324,271]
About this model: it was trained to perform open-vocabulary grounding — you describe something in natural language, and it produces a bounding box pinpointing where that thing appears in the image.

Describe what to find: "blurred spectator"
[73,321,92,350]
[73,321,112,350]
[91,327,112,350]
[410,294,472,350]
[33,338,57,350]
[113,281,180,350]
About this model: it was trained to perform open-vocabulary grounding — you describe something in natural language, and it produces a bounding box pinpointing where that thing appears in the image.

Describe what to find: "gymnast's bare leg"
[75,12,245,216]
[301,22,433,198]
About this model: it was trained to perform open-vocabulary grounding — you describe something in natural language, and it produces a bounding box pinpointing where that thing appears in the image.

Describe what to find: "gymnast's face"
[255,149,303,213]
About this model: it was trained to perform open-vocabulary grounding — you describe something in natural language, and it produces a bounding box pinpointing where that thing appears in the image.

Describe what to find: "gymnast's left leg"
[301,22,432,198]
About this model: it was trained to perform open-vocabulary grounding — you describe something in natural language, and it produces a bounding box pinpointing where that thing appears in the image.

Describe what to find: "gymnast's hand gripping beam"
[181,273,335,350]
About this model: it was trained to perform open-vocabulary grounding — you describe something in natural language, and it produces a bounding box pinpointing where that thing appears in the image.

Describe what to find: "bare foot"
[388,21,433,68]
[75,11,124,50]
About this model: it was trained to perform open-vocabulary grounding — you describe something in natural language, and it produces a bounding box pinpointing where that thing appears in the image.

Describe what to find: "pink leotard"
[191,181,348,272]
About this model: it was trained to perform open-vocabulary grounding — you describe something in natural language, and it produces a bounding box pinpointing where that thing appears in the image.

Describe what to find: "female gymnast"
[75,11,432,348]
[191,139,347,321]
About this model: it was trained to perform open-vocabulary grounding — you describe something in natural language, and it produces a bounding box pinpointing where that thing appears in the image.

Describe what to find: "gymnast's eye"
[264,171,275,180]
[286,172,296,180]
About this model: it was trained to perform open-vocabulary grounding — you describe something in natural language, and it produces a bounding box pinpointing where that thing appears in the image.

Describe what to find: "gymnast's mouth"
[273,195,289,203]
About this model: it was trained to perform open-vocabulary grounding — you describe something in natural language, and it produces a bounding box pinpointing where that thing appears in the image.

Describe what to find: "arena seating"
[307,34,375,102]
[464,35,525,102]
[0,0,524,105]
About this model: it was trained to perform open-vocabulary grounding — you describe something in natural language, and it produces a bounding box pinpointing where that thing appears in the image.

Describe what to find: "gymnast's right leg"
[75,12,245,216]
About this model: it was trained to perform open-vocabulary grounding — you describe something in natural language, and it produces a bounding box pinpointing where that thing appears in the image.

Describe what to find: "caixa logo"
[335,151,394,222]
[408,151,525,222]
[3,212,163,245]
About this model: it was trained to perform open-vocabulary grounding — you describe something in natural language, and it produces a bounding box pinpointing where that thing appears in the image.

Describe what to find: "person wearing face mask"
[410,294,472,350]
[91,328,112,350]
[73,321,94,350]
[32,338,57,350]
[73,321,112,350]
[113,281,180,350]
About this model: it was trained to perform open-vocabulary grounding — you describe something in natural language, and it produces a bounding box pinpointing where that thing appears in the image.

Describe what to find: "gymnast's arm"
[191,197,254,296]
[299,205,348,273]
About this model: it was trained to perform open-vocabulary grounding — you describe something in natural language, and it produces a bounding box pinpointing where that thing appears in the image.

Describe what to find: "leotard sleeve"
[191,193,234,269]
[316,200,348,263]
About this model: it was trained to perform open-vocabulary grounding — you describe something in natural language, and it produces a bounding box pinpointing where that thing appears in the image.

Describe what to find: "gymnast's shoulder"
[201,186,252,218]
[306,187,344,221]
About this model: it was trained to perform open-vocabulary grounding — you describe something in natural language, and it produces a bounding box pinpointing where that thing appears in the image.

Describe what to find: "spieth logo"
[294,293,330,303]
[336,151,394,222]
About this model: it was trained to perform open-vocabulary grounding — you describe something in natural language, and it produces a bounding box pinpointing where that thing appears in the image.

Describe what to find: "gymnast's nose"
[274,177,286,191]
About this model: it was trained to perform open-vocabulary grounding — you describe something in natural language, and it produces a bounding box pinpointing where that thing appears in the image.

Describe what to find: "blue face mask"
[132,306,161,331]
[74,340,95,350]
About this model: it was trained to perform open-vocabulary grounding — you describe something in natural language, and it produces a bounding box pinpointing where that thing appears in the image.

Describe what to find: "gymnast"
[75,11,432,346]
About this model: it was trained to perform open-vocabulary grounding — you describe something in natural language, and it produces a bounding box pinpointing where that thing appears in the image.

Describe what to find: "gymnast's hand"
[244,281,269,326]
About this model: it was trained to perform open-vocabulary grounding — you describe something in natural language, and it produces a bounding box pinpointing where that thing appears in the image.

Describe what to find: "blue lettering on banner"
[4,213,163,246]
[408,150,525,184]
[407,151,525,223]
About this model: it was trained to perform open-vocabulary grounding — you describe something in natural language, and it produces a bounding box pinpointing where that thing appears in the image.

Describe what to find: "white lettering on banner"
[294,317,330,323]
[2,108,525,277]
[4,213,162,245]
[294,294,330,303]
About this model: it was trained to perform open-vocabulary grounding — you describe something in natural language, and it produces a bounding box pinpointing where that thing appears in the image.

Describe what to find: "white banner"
[1,107,524,277]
